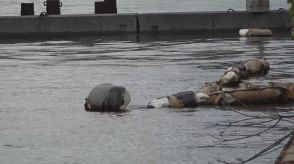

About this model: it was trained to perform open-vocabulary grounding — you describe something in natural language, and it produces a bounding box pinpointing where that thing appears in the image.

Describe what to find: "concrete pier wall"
[0,11,291,37]
[138,11,292,33]
[0,14,138,37]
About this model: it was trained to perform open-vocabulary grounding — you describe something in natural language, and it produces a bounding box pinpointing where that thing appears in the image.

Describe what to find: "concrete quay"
[138,11,292,34]
[0,14,138,37]
[0,11,291,38]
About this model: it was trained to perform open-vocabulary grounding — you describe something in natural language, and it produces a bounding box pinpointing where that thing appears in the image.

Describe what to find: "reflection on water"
[0,34,293,164]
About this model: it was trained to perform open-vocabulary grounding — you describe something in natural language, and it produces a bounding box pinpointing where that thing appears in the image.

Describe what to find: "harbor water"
[0,1,293,164]
[0,35,293,164]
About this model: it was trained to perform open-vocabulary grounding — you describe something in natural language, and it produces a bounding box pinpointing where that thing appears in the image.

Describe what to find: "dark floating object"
[21,3,34,16]
[85,83,131,112]
[44,0,62,15]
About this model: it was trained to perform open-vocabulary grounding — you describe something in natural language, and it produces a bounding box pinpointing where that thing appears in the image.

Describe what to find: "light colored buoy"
[147,97,170,108]
[195,92,210,103]
[239,28,273,37]
[239,29,249,37]
[147,92,209,108]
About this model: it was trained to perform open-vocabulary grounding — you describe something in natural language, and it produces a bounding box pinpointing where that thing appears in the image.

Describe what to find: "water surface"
[0,35,293,164]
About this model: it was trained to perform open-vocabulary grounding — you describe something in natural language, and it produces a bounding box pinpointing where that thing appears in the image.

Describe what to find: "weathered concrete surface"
[0,11,291,37]
[0,14,137,37]
[138,11,292,34]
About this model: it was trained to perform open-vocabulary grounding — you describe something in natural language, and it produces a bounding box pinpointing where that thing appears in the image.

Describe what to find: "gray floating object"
[84,83,131,112]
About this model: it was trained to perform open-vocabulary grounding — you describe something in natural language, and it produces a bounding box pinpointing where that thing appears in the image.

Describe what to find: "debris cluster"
[147,58,293,108]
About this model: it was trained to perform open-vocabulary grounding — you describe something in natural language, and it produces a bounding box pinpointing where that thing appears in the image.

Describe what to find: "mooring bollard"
[44,0,62,15]
[21,3,34,16]
[95,1,107,14]
[105,0,117,13]
[95,0,117,14]
[246,0,269,13]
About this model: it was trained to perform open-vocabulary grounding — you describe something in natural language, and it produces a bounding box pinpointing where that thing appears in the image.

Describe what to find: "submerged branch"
[205,108,294,163]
